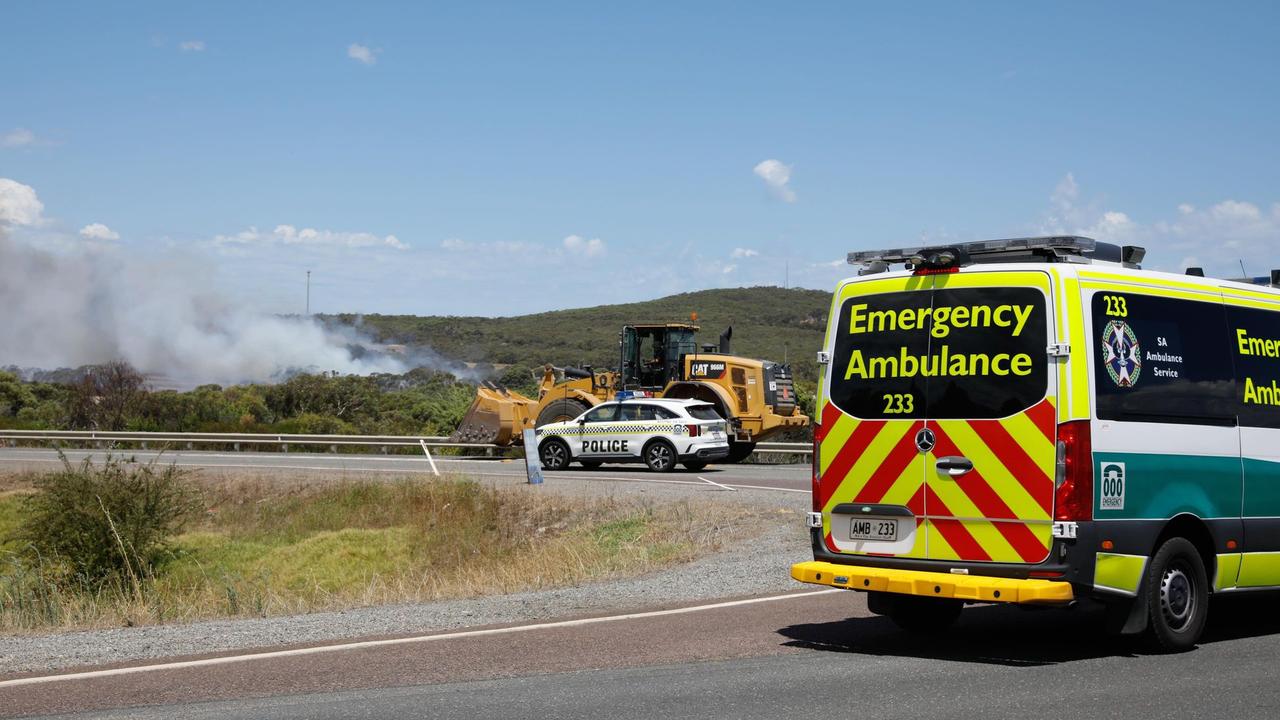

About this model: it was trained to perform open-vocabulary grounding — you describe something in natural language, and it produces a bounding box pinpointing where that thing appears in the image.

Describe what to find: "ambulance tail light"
[1054,420,1093,521]
[686,424,700,437]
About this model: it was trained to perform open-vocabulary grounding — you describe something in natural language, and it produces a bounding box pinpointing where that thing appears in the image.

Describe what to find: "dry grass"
[0,471,761,633]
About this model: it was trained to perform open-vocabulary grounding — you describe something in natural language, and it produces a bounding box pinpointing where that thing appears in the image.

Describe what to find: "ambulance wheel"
[536,398,591,427]
[1142,537,1208,652]
[683,461,707,471]
[723,441,756,464]
[580,460,602,470]
[643,440,678,473]
[539,438,571,471]
[885,595,963,633]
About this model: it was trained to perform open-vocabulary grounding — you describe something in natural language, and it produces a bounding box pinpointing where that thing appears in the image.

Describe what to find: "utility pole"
[306,270,311,316]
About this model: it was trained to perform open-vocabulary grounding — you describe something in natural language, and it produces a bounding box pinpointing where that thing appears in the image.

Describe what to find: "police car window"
[632,405,662,421]
[687,406,721,421]
[618,405,643,421]
[653,406,679,420]
[1228,305,1280,428]
[583,404,618,423]
[1092,293,1235,425]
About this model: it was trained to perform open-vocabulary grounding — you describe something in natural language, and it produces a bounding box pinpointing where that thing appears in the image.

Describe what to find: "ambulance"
[791,235,1280,651]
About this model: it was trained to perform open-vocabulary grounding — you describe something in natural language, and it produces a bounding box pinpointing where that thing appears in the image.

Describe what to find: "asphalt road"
[7,589,1280,719]
[0,447,811,493]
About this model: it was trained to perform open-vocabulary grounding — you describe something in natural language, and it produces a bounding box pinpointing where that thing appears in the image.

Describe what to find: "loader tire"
[723,441,756,464]
[537,398,591,427]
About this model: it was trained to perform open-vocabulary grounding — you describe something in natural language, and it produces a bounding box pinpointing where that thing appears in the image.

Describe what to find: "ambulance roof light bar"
[848,236,1147,275]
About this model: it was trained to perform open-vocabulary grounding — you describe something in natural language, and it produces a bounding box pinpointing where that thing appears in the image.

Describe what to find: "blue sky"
[3,1,1280,317]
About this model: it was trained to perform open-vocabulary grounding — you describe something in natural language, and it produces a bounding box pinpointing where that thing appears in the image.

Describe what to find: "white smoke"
[0,226,408,386]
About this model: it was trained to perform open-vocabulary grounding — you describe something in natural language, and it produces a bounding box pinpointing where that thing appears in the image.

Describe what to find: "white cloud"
[563,234,606,257]
[731,247,759,259]
[1040,173,1280,278]
[753,159,796,203]
[441,237,467,250]
[722,264,737,274]
[79,223,120,241]
[1,128,36,148]
[213,224,410,251]
[179,40,206,52]
[0,178,44,226]
[347,43,378,66]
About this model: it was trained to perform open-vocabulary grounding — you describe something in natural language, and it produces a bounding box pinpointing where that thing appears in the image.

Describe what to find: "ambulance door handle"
[935,456,973,477]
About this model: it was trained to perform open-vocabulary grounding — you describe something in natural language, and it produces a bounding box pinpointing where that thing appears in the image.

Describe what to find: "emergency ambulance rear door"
[923,271,1057,564]
[819,274,934,560]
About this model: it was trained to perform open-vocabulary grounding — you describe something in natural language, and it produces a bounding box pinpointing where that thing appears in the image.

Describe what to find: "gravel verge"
[0,481,812,675]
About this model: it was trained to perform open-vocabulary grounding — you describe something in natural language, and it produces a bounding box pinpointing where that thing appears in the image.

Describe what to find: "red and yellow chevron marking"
[816,397,1056,565]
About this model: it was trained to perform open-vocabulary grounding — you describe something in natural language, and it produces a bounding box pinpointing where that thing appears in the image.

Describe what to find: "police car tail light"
[686,424,700,437]
[1053,420,1093,522]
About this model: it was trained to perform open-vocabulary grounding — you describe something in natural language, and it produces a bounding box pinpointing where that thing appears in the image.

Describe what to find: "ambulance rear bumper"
[790,560,1074,605]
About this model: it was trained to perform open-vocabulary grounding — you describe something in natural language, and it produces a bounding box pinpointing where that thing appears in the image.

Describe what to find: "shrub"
[9,454,202,583]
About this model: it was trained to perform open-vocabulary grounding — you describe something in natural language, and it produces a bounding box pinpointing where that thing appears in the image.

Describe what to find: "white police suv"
[536,397,731,472]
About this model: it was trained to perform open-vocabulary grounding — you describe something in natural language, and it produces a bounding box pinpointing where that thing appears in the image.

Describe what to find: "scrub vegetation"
[0,288,825,442]
[0,459,757,633]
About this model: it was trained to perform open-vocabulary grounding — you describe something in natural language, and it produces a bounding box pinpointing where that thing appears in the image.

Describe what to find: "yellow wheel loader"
[449,323,809,462]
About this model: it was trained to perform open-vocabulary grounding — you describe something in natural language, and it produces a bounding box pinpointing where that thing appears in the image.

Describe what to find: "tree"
[65,360,146,430]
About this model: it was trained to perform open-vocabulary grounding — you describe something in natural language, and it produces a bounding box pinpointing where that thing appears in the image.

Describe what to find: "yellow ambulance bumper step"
[790,560,1074,605]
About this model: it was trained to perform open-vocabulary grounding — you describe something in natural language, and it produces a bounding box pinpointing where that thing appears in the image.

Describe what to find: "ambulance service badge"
[1101,320,1142,388]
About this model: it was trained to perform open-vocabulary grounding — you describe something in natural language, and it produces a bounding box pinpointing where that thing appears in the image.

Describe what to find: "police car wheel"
[539,439,571,471]
[1143,537,1208,652]
[643,440,677,473]
[683,461,707,471]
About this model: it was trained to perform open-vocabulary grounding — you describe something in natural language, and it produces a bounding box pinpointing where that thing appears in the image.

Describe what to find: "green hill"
[330,286,833,383]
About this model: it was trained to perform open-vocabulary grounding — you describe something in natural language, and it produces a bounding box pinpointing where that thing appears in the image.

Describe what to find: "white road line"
[0,589,841,688]
[697,475,736,492]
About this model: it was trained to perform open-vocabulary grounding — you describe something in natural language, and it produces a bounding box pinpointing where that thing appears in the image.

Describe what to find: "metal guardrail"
[0,430,812,458]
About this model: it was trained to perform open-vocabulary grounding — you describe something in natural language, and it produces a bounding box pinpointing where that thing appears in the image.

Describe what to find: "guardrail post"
[381,445,388,454]
[330,444,338,454]
[234,442,240,451]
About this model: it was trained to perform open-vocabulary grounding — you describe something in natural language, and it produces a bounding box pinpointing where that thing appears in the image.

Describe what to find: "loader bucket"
[449,384,538,446]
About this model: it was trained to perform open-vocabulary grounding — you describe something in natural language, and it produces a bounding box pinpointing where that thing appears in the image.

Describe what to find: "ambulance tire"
[580,461,602,470]
[884,595,963,633]
[1142,537,1208,652]
[723,441,756,464]
[539,438,571,471]
[683,461,708,471]
[643,440,678,473]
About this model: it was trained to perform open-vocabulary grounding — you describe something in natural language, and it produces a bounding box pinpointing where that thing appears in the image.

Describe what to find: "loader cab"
[620,324,699,390]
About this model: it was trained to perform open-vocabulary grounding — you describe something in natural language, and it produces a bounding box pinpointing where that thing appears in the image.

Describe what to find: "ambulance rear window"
[828,286,1047,420]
